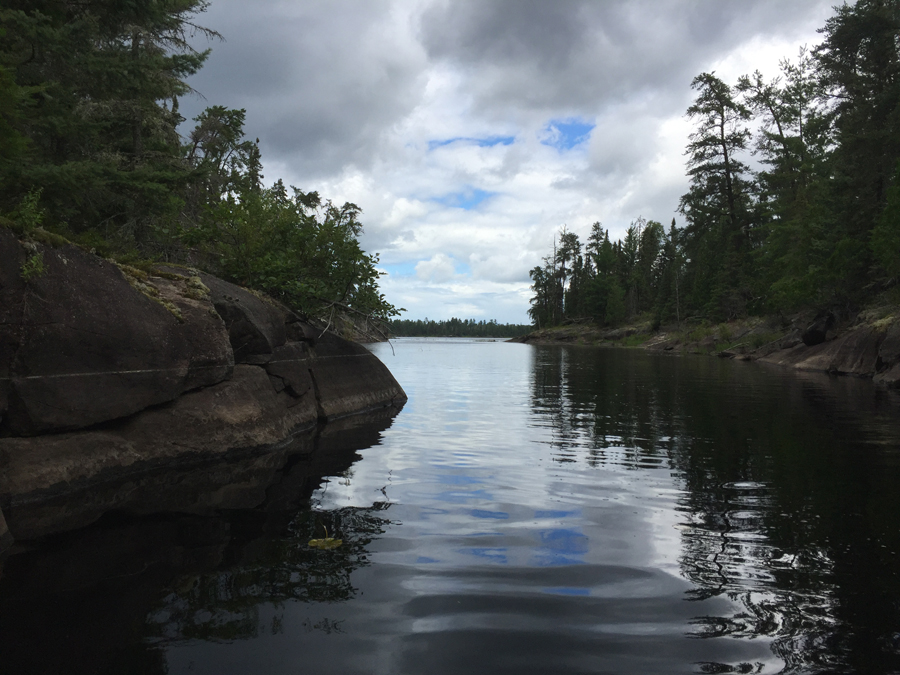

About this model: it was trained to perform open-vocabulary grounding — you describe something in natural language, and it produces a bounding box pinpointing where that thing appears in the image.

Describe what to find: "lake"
[2,338,900,674]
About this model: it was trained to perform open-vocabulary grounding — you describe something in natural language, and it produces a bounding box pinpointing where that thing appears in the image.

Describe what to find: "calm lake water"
[2,338,900,674]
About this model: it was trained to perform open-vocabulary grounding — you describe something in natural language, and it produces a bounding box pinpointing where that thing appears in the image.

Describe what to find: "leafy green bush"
[20,250,43,281]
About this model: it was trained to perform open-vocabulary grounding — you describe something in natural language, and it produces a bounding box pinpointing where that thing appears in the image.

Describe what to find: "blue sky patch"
[471,509,509,519]
[428,135,515,151]
[431,187,496,210]
[540,118,595,151]
[456,261,472,275]
[382,262,418,277]
[531,527,589,567]
[534,509,580,519]
[465,547,508,564]
[538,528,589,554]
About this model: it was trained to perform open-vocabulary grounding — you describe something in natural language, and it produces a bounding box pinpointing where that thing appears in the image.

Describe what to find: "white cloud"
[182,0,836,323]
[415,253,458,283]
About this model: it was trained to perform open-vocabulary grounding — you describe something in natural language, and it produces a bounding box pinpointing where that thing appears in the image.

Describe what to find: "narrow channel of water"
[2,338,900,674]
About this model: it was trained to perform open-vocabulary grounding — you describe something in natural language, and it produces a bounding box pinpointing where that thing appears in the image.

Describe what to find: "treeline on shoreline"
[0,1,398,323]
[530,0,900,331]
[389,318,531,338]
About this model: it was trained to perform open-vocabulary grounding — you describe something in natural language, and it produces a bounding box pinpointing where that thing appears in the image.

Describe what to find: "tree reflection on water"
[0,406,401,675]
[529,345,900,674]
[677,483,844,674]
[4,346,900,674]
[146,503,393,644]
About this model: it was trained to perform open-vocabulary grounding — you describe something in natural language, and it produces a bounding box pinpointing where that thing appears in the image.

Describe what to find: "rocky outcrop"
[196,271,290,361]
[801,311,836,346]
[758,314,900,387]
[512,321,651,345]
[515,307,900,390]
[0,228,406,550]
[0,391,399,541]
[0,228,234,436]
[0,506,9,554]
[0,365,317,536]
[310,331,413,419]
[875,321,900,387]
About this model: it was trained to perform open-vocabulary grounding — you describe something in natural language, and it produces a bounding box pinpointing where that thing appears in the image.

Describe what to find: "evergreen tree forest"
[529,0,900,330]
[0,0,399,321]
[389,318,531,338]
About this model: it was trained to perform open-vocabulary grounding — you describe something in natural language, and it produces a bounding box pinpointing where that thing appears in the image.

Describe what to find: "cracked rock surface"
[0,229,406,547]
[0,229,234,435]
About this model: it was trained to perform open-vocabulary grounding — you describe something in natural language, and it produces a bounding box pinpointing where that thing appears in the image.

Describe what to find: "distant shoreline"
[512,310,900,389]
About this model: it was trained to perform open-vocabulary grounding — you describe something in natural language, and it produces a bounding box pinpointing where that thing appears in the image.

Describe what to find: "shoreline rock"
[757,317,900,387]
[0,229,406,551]
[0,506,9,554]
[513,310,900,389]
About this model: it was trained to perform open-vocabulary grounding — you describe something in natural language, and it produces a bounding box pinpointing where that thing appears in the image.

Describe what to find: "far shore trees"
[389,318,531,338]
[529,0,900,330]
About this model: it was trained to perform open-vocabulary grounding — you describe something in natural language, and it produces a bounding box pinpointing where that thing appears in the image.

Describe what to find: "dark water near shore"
[2,338,900,674]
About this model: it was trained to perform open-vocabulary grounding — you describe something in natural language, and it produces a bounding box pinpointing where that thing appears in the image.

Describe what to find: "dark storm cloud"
[182,0,833,182]
[182,0,427,177]
[418,0,831,113]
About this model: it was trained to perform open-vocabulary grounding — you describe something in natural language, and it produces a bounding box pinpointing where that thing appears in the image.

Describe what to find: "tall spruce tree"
[739,51,833,310]
[816,0,900,298]
[678,72,754,319]
[0,0,217,241]
[584,223,624,325]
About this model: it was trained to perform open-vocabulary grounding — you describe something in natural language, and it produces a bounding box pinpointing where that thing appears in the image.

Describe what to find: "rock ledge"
[0,229,406,548]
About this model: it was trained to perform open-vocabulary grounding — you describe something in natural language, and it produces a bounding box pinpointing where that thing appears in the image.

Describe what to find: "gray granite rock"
[0,235,233,435]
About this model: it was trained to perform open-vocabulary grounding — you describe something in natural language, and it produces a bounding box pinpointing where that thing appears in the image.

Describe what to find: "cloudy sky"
[180,0,835,323]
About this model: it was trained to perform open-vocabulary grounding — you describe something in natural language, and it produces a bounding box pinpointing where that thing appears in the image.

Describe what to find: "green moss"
[873,314,898,331]
[749,332,784,348]
[159,298,184,322]
[118,264,150,282]
[186,275,210,295]
[0,215,21,234]
[156,270,188,281]
[621,333,650,347]
[116,263,184,323]
[29,227,70,248]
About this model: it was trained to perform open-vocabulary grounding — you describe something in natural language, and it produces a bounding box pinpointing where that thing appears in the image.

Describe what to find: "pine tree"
[739,51,833,310]
[678,72,754,319]
[816,0,900,297]
[0,0,217,241]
